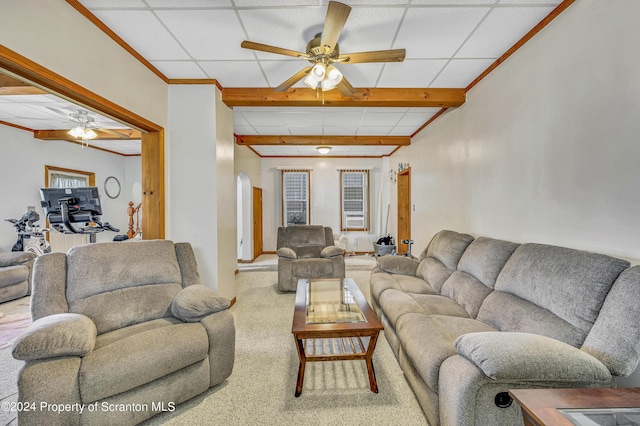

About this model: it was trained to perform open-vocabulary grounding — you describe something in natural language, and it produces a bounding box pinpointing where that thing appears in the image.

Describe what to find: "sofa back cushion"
[478,243,629,346]
[582,265,640,376]
[440,236,519,318]
[66,240,183,334]
[415,230,474,293]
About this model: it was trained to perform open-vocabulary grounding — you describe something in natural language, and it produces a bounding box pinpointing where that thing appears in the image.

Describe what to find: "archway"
[237,173,252,262]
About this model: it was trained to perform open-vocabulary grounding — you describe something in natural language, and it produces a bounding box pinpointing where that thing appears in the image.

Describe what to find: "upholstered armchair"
[0,251,36,304]
[12,240,235,426]
[276,225,345,292]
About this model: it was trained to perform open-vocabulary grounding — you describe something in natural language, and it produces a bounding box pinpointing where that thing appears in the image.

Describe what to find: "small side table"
[509,388,640,426]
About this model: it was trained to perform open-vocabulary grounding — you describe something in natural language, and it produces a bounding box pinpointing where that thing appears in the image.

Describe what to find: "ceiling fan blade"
[95,128,132,139]
[241,41,309,59]
[336,76,356,97]
[338,48,406,64]
[276,67,313,92]
[321,1,351,54]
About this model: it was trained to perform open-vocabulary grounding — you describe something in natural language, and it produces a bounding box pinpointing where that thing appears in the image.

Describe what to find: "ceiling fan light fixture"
[69,125,97,140]
[321,78,335,91]
[316,146,331,155]
[326,65,343,85]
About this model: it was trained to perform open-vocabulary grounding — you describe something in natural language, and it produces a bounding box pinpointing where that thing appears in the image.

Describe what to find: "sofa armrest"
[12,313,96,361]
[321,246,344,258]
[277,247,297,260]
[376,255,420,276]
[171,284,230,322]
[0,251,36,267]
[455,332,612,382]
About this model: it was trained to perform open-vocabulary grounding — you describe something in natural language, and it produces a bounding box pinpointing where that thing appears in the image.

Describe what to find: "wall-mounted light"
[316,146,332,155]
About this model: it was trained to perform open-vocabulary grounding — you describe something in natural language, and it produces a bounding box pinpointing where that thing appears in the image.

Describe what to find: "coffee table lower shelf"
[293,333,380,397]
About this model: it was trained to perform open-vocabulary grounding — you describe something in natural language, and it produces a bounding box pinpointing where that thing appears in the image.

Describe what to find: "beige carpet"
[0,269,428,426]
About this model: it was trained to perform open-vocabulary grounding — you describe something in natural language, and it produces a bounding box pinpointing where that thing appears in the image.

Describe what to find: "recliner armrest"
[0,251,36,267]
[277,247,297,259]
[455,332,612,382]
[321,246,344,258]
[12,313,97,361]
[171,284,230,322]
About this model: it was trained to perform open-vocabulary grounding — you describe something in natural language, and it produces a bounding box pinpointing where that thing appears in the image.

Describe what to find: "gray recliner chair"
[0,251,36,304]
[276,225,345,292]
[12,240,235,426]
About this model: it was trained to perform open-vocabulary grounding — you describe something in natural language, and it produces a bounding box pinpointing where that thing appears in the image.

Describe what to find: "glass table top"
[559,408,640,426]
[305,279,366,324]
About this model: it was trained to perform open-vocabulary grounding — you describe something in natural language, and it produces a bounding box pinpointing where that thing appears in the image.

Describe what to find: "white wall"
[389,0,640,385]
[260,157,384,252]
[1,0,167,128]
[0,125,135,252]
[166,85,235,299]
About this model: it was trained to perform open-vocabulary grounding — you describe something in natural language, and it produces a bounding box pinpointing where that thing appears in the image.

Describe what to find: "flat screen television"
[40,187,102,224]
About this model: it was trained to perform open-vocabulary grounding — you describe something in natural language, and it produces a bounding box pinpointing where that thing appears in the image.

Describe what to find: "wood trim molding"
[236,135,410,146]
[168,79,223,91]
[222,88,465,108]
[45,165,95,187]
[34,129,142,142]
[0,120,33,133]
[65,0,168,83]
[0,44,162,133]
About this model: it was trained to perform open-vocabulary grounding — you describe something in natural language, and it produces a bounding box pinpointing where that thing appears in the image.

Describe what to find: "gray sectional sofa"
[371,230,640,426]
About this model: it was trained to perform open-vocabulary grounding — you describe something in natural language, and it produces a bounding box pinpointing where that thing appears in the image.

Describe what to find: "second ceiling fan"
[241,1,406,97]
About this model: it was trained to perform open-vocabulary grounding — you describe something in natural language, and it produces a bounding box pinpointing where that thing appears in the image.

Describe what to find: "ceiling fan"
[47,107,132,142]
[241,1,406,97]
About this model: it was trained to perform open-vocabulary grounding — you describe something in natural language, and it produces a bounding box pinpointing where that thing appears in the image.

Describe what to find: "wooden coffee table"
[291,277,384,397]
[509,388,640,426]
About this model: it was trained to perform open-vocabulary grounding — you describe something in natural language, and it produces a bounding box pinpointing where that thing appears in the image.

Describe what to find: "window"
[45,165,95,188]
[282,170,310,226]
[340,170,369,231]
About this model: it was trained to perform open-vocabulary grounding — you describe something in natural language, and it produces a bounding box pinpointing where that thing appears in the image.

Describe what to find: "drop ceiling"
[0,0,566,156]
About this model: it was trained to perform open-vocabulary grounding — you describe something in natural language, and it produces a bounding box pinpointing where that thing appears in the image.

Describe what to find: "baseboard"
[228,297,237,308]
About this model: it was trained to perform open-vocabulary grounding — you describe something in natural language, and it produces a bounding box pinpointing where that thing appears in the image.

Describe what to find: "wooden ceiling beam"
[0,74,47,95]
[235,135,410,146]
[34,129,142,142]
[223,88,465,108]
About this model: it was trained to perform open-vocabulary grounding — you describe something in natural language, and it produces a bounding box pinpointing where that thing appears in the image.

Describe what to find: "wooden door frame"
[397,168,411,255]
[252,187,263,261]
[0,44,165,239]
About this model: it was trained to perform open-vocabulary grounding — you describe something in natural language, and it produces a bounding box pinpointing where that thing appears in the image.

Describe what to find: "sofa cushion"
[287,225,326,246]
[0,251,36,267]
[457,237,519,289]
[582,265,640,376]
[0,264,28,287]
[477,291,587,347]
[493,243,629,336]
[79,322,209,403]
[420,230,474,269]
[292,245,322,259]
[456,332,611,382]
[377,255,419,276]
[291,258,335,278]
[396,314,496,392]
[370,269,436,303]
[415,258,455,293]
[441,271,493,319]
[380,290,469,327]
[171,285,230,322]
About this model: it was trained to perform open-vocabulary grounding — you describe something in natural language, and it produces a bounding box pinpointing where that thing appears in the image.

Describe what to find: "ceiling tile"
[411,0,497,4]
[283,112,322,127]
[145,0,232,6]
[156,10,253,60]
[431,58,495,87]
[323,125,358,136]
[387,126,419,136]
[238,8,327,60]
[199,61,267,87]
[498,0,561,4]
[377,59,448,87]
[252,126,292,135]
[396,7,490,58]
[396,111,437,127]
[241,110,288,126]
[233,125,258,135]
[331,7,405,54]
[151,61,208,78]
[79,0,147,7]
[360,111,404,127]
[288,126,324,136]
[259,60,313,89]
[91,10,190,60]
[339,62,385,88]
[235,0,319,5]
[356,127,391,136]
[456,6,555,58]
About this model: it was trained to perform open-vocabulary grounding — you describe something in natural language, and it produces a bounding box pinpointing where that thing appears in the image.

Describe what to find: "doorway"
[397,168,411,255]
